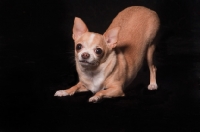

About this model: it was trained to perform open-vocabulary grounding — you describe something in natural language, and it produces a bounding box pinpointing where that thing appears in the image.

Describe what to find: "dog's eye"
[95,48,103,55]
[76,44,82,50]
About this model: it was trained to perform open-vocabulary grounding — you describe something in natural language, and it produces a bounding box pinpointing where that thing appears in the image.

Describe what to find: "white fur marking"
[88,33,95,45]
[90,72,105,93]
[54,90,68,96]
[81,70,105,93]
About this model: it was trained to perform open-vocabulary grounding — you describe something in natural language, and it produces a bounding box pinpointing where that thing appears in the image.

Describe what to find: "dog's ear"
[72,17,89,41]
[103,27,120,49]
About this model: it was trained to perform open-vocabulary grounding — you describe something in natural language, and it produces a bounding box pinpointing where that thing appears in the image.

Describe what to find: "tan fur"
[54,6,160,103]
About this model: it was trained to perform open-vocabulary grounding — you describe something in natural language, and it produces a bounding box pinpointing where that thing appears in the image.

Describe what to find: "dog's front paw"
[54,90,72,97]
[148,83,158,90]
[89,96,102,103]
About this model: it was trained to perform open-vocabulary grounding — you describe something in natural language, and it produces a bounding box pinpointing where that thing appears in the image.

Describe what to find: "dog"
[54,6,160,103]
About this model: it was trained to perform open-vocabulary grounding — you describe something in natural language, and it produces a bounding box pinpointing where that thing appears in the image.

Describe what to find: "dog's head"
[72,17,120,68]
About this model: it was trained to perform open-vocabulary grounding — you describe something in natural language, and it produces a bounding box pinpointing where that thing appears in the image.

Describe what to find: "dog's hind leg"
[147,44,158,90]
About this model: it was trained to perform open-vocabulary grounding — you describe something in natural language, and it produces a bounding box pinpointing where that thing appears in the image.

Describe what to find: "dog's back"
[107,6,160,83]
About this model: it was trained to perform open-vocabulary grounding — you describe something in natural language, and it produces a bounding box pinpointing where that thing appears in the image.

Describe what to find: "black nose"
[81,52,90,59]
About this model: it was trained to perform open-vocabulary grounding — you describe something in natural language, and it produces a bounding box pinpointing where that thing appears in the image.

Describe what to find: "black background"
[0,0,200,131]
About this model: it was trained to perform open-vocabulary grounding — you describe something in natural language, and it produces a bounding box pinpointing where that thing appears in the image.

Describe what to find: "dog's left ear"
[72,17,89,41]
[103,27,120,49]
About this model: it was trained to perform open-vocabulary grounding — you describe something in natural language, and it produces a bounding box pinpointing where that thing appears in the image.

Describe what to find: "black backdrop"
[0,0,200,131]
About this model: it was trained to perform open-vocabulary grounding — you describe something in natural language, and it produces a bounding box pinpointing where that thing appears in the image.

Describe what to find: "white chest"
[81,71,105,93]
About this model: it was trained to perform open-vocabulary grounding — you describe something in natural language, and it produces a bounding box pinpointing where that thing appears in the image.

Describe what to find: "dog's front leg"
[89,84,125,103]
[54,82,88,97]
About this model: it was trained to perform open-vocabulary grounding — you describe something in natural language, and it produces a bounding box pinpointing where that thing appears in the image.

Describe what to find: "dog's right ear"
[72,17,89,41]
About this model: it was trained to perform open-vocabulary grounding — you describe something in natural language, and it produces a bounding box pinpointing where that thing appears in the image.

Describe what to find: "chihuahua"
[54,6,160,103]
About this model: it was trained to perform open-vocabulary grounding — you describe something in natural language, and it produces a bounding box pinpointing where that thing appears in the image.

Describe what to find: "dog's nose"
[81,52,90,59]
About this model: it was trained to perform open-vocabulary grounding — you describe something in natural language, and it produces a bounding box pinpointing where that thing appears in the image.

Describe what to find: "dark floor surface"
[0,0,200,131]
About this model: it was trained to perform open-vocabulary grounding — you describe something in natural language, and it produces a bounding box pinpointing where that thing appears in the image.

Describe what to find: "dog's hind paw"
[148,83,158,90]
[54,90,71,97]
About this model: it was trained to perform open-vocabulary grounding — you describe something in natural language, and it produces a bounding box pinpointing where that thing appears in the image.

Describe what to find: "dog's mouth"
[79,60,98,66]
[79,60,92,64]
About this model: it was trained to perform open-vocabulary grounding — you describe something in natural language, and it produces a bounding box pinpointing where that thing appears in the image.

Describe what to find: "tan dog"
[54,6,160,103]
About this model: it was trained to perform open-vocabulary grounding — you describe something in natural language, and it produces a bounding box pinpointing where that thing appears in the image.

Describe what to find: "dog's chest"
[82,71,105,93]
